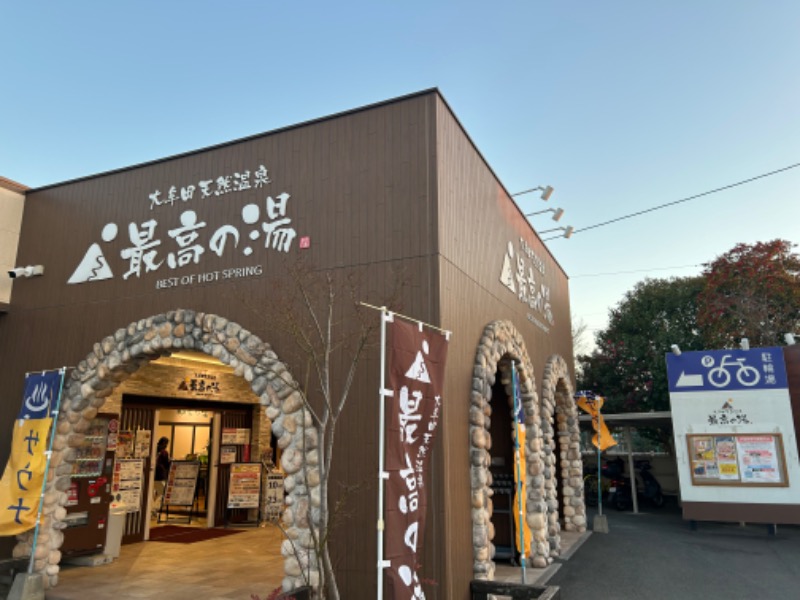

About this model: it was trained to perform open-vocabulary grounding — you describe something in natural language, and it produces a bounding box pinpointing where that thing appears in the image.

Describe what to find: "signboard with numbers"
[262,472,284,520]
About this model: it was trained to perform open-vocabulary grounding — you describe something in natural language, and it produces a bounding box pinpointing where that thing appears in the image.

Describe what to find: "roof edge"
[27,88,443,193]
[0,176,29,193]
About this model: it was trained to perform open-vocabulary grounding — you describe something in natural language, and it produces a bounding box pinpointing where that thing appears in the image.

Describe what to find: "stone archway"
[469,320,550,581]
[14,309,316,592]
[539,355,585,555]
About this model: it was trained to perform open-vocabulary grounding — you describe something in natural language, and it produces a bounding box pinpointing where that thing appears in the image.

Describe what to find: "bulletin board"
[687,433,789,487]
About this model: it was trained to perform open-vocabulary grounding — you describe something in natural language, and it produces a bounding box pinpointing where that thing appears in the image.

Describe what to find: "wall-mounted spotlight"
[740,338,750,350]
[785,333,797,346]
[540,225,574,239]
[8,265,44,279]
[526,207,565,222]
[671,344,681,356]
[512,185,554,201]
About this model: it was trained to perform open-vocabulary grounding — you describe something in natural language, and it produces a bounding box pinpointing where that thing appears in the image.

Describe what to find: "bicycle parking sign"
[666,347,787,393]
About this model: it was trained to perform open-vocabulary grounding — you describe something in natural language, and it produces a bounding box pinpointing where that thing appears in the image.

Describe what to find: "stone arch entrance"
[539,355,585,547]
[15,309,315,591]
[470,320,548,581]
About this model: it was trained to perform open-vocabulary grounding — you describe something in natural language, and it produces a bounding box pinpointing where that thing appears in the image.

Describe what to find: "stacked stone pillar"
[470,320,586,583]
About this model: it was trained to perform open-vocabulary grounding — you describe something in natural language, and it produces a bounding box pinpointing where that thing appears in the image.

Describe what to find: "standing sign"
[164,461,201,506]
[666,347,799,507]
[384,317,449,600]
[0,370,63,536]
[227,463,261,509]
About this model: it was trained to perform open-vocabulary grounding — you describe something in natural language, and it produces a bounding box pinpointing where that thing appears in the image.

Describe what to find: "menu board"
[227,463,261,509]
[164,461,200,506]
[112,458,144,512]
[687,434,788,487]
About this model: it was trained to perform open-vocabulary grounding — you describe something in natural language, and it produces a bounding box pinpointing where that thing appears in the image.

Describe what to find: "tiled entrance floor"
[42,525,588,599]
[45,524,285,600]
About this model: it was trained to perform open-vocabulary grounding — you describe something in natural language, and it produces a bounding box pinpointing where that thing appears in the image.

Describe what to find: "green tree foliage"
[697,239,800,349]
[577,276,705,412]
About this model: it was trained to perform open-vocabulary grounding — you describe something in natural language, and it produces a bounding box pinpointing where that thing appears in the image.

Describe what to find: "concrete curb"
[531,562,562,586]
[8,573,44,600]
[555,530,592,562]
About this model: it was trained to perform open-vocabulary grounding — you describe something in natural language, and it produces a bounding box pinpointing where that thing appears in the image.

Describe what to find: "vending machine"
[61,413,119,557]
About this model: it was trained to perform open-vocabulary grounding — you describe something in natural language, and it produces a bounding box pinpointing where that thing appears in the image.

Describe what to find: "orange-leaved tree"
[697,239,800,349]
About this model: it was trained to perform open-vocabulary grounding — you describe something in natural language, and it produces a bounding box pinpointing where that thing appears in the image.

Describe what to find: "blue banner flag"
[19,370,63,420]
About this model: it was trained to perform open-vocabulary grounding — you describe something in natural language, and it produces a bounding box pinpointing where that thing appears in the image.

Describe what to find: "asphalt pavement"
[548,499,800,599]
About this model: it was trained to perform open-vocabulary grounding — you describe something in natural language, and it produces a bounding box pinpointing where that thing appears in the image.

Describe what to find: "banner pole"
[28,367,67,574]
[511,362,527,584]
[359,301,451,337]
[376,308,389,600]
[597,416,603,516]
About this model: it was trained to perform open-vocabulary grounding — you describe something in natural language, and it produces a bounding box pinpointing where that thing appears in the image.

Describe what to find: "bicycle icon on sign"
[704,354,761,388]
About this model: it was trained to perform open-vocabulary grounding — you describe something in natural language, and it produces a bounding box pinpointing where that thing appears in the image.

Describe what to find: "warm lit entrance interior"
[58,348,284,588]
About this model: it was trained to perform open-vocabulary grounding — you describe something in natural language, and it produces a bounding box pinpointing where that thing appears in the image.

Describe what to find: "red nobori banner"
[385,318,449,600]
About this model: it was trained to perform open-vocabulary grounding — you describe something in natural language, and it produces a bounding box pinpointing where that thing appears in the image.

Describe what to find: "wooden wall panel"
[432,96,575,598]
[12,94,436,312]
[784,344,800,458]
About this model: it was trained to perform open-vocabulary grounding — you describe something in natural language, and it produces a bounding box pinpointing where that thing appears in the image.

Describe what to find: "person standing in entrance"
[153,436,170,518]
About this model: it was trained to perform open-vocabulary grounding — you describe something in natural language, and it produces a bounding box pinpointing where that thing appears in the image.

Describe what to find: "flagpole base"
[592,514,609,534]
[8,572,44,600]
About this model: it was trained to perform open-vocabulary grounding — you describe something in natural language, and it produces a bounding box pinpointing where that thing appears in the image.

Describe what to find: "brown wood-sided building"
[0,89,585,599]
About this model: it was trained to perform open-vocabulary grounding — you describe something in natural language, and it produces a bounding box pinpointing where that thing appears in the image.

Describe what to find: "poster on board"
[222,428,250,445]
[116,431,134,458]
[220,446,237,464]
[112,458,144,512]
[737,436,782,483]
[134,430,152,458]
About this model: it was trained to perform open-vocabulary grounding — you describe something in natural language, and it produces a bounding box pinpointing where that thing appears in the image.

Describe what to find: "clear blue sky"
[3,2,800,353]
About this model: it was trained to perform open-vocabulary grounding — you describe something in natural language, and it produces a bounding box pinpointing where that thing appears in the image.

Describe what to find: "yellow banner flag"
[576,395,617,451]
[512,425,532,554]
[0,418,53,536]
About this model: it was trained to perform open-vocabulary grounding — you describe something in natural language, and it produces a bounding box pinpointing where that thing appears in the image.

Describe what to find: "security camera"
[670,344,681,356]
[8,265,44,279]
